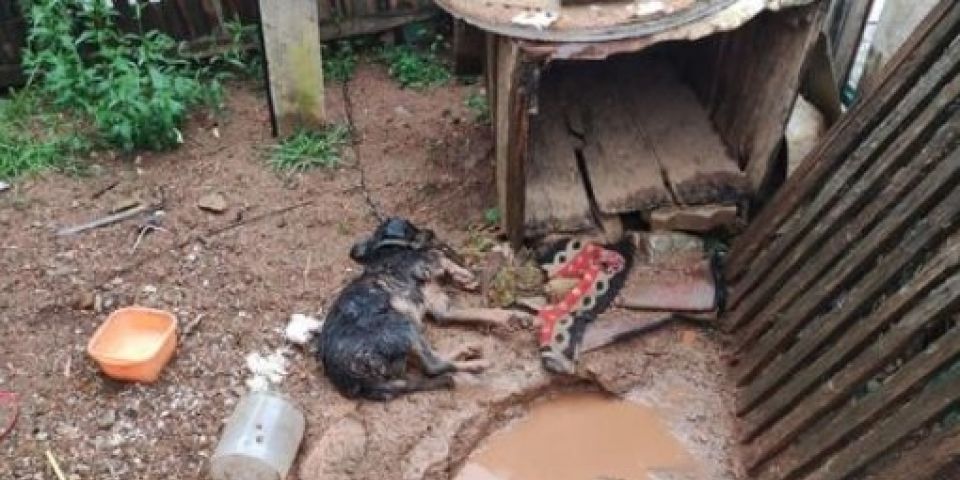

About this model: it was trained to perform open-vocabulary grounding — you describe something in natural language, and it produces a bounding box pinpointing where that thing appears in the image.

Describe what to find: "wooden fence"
[0,0,435,89]
[722,0,960,478]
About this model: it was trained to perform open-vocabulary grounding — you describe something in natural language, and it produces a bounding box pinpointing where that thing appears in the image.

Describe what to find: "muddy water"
[457,392,699,480]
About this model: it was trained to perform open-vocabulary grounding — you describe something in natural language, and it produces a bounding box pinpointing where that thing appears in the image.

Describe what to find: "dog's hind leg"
[412,336,490,376]
[366,376,456,401]
[424,283,533,327]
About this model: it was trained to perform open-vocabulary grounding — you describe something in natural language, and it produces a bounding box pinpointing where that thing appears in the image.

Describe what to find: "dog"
[315,218,529,401]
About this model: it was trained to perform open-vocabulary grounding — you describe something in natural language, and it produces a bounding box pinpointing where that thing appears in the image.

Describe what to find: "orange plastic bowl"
[87,307,178,383]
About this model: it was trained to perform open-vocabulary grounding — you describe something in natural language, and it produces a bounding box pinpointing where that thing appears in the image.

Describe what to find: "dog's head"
[350,217,436,263]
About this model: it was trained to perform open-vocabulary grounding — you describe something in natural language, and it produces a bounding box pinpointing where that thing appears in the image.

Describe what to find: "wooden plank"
[724,1,960,284]
[524,67,594,236]
[725,42,960,327]
[625,59,749,206]
[259,0,325,136]
[707,4,823,193]
[827,0,874,88]
[318,10,435,41]
[741,232,960,445]
[799,334,960,480]
[494,36,528,246]
[738,110,960,418]
[578,58,674,215]
[744,248,960,474]
[875,421,960,480]
[733,136,960,389]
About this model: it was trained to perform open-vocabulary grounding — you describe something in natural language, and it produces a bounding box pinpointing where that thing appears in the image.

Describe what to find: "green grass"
[323,40,359,83]
[378,44,451,90]
[465,90,490,125]
[268,125,352,172]
[0,90,91,180]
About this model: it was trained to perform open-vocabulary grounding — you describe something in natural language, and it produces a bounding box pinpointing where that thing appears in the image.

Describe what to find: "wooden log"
[740,231,960,445]
[723,1,960,285]
[725,40,960,327]
[772,324,960,480]
[744,242,960,474]
[733,138,960,389]
[259,0,325,137]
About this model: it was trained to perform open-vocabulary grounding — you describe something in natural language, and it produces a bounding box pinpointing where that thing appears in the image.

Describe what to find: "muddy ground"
[1,63,742,480]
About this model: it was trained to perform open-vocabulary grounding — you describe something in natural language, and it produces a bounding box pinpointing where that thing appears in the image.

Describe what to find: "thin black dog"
[316,218,527,401]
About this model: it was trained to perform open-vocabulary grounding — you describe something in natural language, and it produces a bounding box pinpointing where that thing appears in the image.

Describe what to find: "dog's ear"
[411,229,435,249]
[350,239,373,262]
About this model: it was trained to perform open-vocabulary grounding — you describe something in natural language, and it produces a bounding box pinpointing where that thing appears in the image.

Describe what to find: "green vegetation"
[0,83,90,180]
[268,125,352,173]
[465,90,491,125]
[323,40,360,83]
[205,19,264,81]
[378,44,451,90]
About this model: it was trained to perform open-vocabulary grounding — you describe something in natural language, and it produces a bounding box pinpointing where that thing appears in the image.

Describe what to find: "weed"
[465,90,490,125]
[378,44,451,90]
[22,0,221,152]
[323,40,359,83]
[268,125,352,172]
[206,19,264,80]
[0,86,91,180]
[484,207,501,226]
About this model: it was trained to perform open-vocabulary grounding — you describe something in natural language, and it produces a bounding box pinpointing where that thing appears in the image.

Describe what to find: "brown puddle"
[457,392,700,480]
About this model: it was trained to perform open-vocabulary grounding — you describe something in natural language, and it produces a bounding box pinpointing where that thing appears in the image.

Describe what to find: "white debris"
[245,349,291,391]
[629,0,666,17]
[511,10,558,30]
[284,313,323,346]
[0,181,9,193]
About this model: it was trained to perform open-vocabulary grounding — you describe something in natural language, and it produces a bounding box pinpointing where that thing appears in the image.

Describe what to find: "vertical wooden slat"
[493,36,528,247]
[259,0,325,136]
[826,0,875,89]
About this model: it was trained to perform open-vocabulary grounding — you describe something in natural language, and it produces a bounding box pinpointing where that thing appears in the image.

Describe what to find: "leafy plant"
[22,0,221,152]
[378,44,451,90]
[484,207,501,226]
[323,40,359,83]
[205,18,264,80]
[465,90,490,125]
[268,125,352,172]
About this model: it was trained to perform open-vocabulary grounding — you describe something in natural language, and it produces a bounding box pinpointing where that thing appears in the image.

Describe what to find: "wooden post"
[492,35,528,247]
[258,0,325,137]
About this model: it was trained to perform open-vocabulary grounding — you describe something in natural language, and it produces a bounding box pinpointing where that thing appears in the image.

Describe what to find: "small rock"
[98,410,116,430]
[197,193,228,214]
[394,105,412,117]
[75,290,96,311]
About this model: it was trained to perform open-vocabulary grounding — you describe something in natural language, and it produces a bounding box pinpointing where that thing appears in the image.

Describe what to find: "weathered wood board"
[524,64,595,235]
[259,0,325,136]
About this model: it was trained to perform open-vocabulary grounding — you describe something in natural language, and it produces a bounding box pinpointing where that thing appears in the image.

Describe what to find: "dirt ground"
[1,63,742,480]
